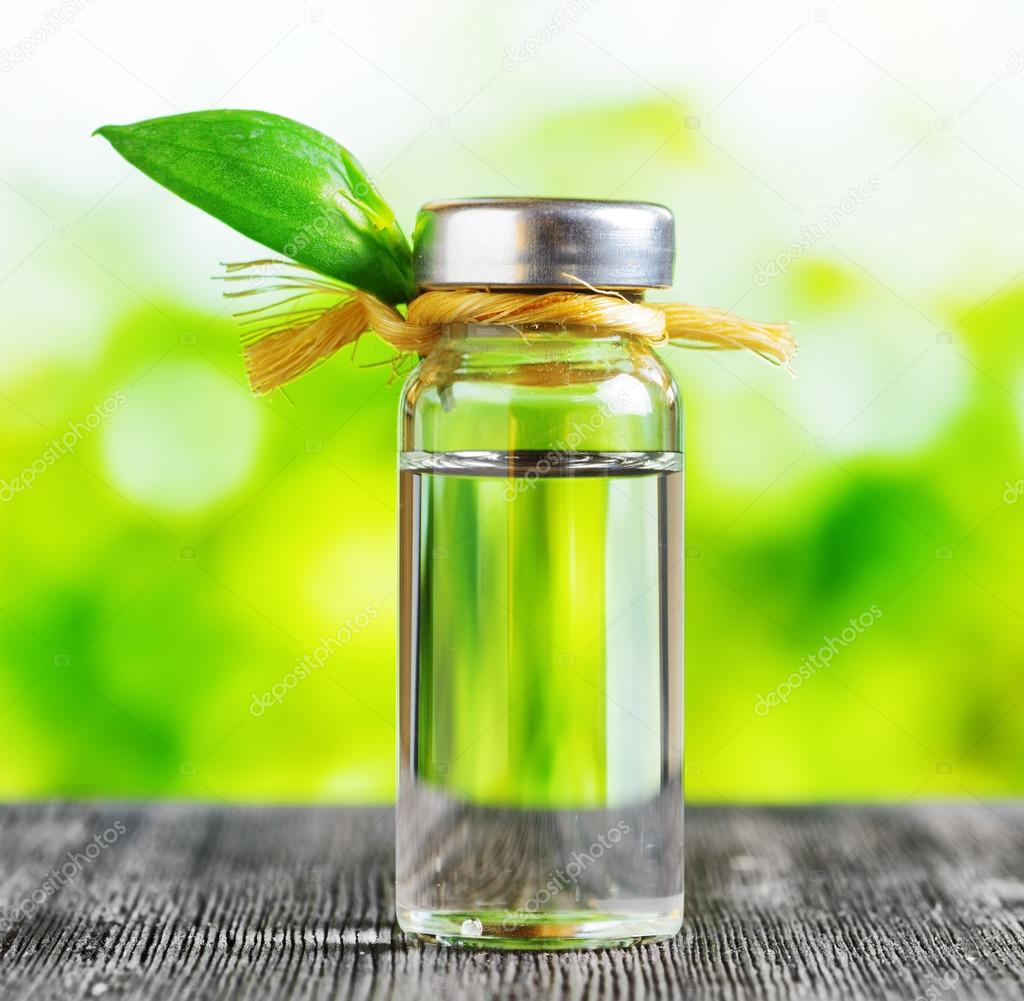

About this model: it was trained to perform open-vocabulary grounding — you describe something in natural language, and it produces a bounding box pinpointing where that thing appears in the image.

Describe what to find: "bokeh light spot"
[101,360,261,513]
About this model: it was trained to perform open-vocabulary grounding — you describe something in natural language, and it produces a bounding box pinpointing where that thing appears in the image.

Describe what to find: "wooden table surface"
[1,802,1022,999]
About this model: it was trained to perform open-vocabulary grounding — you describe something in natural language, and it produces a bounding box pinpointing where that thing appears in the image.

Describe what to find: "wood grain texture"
[0,802,1022,1000]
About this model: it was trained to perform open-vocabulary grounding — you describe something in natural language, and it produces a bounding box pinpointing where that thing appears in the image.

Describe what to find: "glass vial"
[397,199,683,949]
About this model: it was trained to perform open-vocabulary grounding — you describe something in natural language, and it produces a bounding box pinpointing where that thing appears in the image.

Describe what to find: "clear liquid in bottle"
[397,449,683,949]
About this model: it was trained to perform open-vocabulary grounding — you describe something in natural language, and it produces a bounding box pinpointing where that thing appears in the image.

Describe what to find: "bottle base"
[398,907,681,951]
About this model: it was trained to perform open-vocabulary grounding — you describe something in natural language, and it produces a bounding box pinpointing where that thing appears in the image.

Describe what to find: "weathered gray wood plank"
[0,802,1022,1000]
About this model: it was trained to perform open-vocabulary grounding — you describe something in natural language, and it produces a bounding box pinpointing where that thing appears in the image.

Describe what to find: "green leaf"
[95,110,417,305]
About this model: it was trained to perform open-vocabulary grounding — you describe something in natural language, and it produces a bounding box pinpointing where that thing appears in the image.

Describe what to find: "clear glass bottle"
[396,199,683,949]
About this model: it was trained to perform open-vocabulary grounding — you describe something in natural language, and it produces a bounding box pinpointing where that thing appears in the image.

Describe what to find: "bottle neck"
[439,323,640,370]
[404,292,680,454]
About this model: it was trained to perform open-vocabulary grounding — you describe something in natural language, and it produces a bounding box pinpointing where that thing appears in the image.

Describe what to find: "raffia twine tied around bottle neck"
[226,261,798,394]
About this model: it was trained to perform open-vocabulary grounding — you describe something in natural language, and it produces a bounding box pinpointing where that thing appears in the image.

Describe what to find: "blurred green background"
[1,0,1022,804]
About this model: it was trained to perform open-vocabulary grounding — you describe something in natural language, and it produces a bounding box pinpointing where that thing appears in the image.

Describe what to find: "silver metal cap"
[413,198,675,290]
